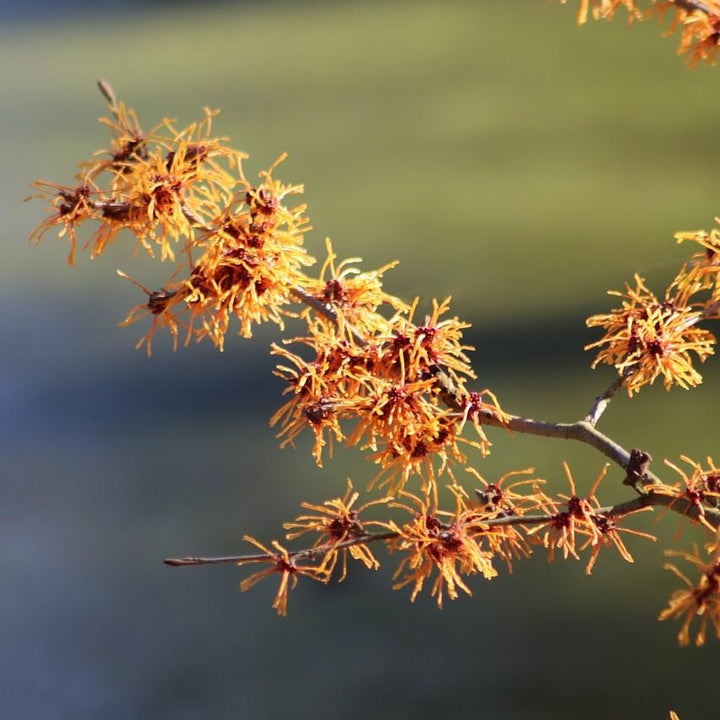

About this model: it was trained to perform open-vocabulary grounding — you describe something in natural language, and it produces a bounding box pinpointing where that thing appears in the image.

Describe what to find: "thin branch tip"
[164,557,200,566]
[97,78,116,108]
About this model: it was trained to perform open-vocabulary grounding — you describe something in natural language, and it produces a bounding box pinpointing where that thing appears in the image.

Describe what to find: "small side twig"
[584,373,627,426]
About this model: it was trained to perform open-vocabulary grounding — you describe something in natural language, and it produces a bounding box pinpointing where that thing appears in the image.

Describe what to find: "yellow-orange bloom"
[30,98,246,265]
[386,490,497,607]
[182,160,314,349]
[655,1,720,68]
[116,271,189,355]
[527,463,602,562]
[566,0,642,25]
[283,480,390,581]
[349,376,467,498]
[299,238,408,339]
[27,181,100,265]
[657,455,720,534]
[238,537,328,617]
[456,472,549,571]
[560,1,720,67]
[586,274,715,394]
[465,466,553,518]
[381,297,475,386]
[675,226,720,312]
[659,541,720,646]
[270,326,374,465]
[527,463,654,571]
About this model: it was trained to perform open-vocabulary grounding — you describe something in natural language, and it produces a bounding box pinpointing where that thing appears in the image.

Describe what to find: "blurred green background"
[3,1,720,718]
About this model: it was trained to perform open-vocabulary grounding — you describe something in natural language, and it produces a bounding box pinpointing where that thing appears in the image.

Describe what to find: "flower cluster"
[271,292,507,496]
[29,85,312,354]
[559,0,720,67]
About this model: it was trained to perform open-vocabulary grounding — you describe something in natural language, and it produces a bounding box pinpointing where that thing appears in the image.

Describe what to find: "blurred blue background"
[3,1,720,718]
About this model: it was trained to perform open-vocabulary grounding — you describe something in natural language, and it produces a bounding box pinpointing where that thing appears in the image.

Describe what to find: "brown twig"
[584,372,628,426]
[473,409,661,485]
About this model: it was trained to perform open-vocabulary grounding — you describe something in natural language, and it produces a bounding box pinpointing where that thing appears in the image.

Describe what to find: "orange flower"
[586,274,715,394]
[182,160,314,349]
[298,238,408,338]
[655,1,720,68]
[238,537,328,617]
[270,326,374,464]
[456,471,549,571]
[349,375,466,498]
[657,455,720,534]
[30,97,246,266]
[88,114,241,262]
[381,297,475,386]
[466,466,553,518]
[27,181,100,265]
[560,0,720,67]
[676,224,720,266]
[675,226,720,312]
[526,463,653,571]
[91,82,152,175]
[386,489,497,607]
[272,295,501,492]
[526,463,603,562]
[283,480,390,581]
[116,271,190,355]
[580,509,656,574]
[659,541,720,646]
[568,0,642,24]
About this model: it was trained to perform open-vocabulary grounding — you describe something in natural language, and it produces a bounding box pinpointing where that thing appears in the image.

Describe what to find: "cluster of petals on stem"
[558,1,720,67]
[659,538,720,646]
[238,537,329,617]
[653,455,720,534]
[585,273,715,394]
[298,238,409,338]
[236,461,662,614]
[526,463,655,573]
[29,105,244,264]
[283,479,390,582]
[271,295,507,496]
[383,488,498,608]
[28,92,315,355]
[675,224,720,309]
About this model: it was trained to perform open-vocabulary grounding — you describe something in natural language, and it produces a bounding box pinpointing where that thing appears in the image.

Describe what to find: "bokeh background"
[3,1,720,718]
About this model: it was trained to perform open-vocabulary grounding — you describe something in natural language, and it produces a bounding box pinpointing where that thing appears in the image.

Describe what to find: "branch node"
[624,448,653,490]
